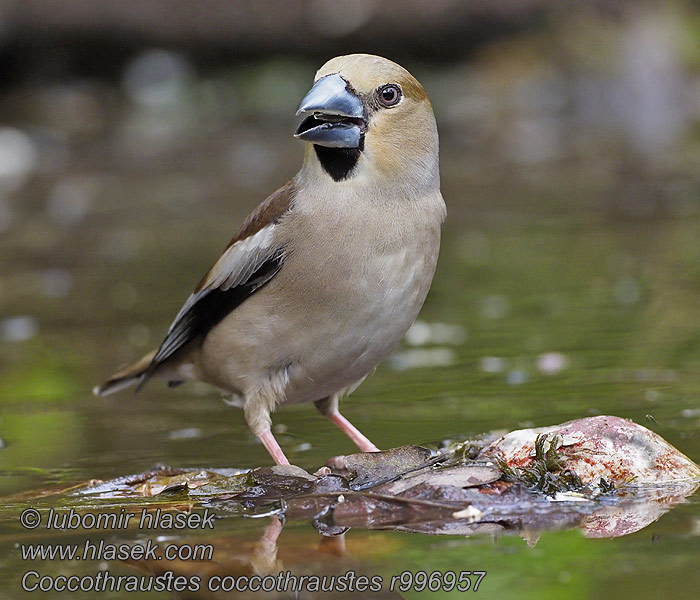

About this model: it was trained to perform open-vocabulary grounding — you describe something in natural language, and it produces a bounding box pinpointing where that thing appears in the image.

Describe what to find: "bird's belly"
[279,242,437,403]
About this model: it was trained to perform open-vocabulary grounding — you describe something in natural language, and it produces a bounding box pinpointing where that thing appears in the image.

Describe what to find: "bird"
[95,54,446,466]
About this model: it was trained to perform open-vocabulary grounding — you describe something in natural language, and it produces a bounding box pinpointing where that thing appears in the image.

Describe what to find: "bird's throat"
[314,142,363,182]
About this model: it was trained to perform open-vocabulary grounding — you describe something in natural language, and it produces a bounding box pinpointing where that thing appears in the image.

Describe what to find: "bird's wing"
[142,179,297,382]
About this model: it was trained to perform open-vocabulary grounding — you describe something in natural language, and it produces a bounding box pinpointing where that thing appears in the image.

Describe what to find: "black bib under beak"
[294,73,366,149]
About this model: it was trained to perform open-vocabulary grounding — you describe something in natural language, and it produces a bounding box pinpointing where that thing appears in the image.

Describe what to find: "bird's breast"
[273,199,442,402]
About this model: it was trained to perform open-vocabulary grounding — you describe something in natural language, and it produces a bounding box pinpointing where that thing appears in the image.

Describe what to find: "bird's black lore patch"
[314,140,363,181]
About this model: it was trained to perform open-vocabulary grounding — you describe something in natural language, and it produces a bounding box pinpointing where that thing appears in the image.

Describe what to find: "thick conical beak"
[294,73,365,148]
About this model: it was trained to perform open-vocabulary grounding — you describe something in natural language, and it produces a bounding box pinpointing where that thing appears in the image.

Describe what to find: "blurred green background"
[1,1,700,598]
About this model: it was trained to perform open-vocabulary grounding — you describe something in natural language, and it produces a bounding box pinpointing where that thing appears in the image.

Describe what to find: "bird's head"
[295,54,439,190]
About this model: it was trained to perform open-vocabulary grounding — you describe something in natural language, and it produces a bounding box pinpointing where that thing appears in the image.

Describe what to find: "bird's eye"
[377,84,402,107]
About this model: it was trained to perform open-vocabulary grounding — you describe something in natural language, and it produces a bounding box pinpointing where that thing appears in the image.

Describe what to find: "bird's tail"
[93,349,157,396]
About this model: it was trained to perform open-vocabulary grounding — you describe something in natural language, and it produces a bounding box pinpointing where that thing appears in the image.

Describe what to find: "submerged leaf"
[376,464,500,495]
[341,445,433,489]
[134,470,223,496]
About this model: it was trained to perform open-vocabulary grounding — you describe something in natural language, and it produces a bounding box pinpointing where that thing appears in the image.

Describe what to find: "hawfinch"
[95,54,446,465]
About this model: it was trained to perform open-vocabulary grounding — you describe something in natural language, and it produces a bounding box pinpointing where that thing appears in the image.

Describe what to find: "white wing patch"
[209,226,277,291]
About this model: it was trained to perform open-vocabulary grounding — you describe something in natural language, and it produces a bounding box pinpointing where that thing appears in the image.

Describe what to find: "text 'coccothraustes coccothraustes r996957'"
[95,54,446,465]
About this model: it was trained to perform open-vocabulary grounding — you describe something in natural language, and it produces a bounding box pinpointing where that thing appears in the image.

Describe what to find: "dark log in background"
[0,0,630,85]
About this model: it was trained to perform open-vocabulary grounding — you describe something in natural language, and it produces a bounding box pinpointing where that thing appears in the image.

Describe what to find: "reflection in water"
[581,484,700,538]
[129,517,404,599]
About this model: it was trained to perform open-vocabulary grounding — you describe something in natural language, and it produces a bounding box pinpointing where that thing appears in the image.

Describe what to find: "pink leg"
[329,411,379,453]
[258,429,290,465]
[315,396,379,453]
